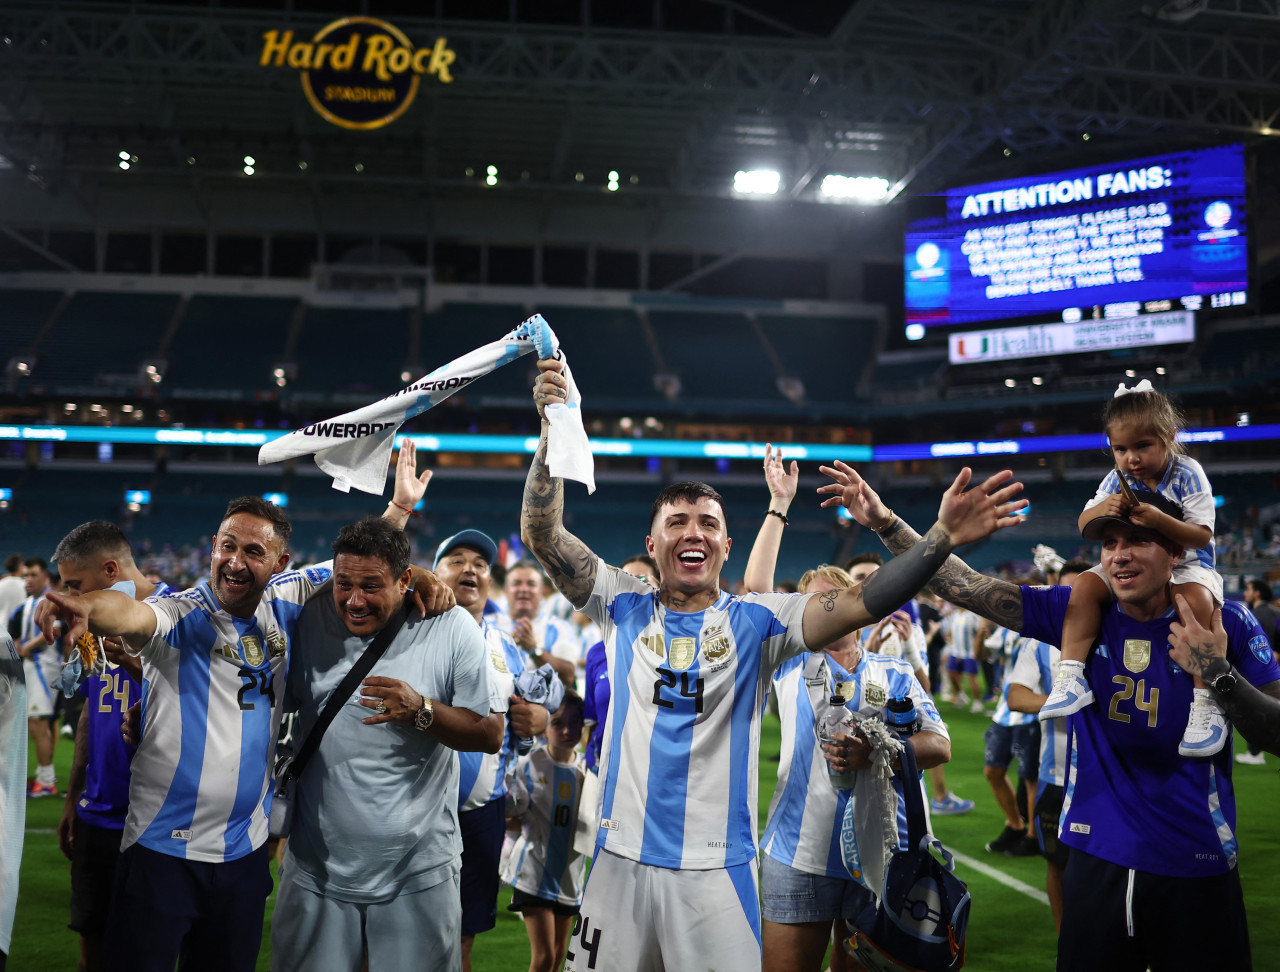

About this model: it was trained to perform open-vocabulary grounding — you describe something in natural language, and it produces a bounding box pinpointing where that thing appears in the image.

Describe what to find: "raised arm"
[801,466,1025,649]
[36,589,157,650]
[519,358,599,609]
[742,443,799,594]
[381,437,434,530]
[818,460,1026,632]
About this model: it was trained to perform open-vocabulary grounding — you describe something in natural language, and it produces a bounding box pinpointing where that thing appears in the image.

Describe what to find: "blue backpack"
[843,740,970,971]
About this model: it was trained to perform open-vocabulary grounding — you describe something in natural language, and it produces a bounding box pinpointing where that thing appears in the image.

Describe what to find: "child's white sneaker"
[1040,660,1093,720]
[1179,689,1228,758]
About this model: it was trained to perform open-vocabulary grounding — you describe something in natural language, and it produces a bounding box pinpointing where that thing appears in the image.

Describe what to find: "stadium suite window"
[161,234,207,275]
[105,233,151,274]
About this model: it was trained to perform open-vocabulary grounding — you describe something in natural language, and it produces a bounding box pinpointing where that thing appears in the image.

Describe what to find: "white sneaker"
[954,692,971,708]
[969,700,986,715]
[1179,690,1228,758]
[1040,662,1093,720]
[1235,750,1266,766]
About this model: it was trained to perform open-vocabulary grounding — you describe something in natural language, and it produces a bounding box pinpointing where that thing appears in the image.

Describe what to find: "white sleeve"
[582,557,652,628]
[744,591,813,669]
[1083,471,1119,512]
[1174,459,1216,530]
[1008,640,1046,693]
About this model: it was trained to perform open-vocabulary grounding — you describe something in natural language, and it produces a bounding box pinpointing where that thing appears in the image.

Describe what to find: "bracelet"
[389,499,421,517]
[765,509,789,526]
[870,509,896,533]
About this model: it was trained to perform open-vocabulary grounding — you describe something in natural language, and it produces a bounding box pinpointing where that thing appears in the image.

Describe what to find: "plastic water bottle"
[885,695,921,739]
[819,693,857,790]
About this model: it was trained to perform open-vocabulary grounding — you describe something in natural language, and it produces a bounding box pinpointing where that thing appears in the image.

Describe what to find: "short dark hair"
[649,481,726,530]
[51,521,131,567]
[1059,559,1094,579]
[1249,578,1273,602]
[621,553,659,581]
[775,579,798,593]
[331,517,411,579]
[490,562,507,587]
[23,556,48,573]
[222,496,292,547]
[556,690,585,725]
[506,559,544,581]
[844,552,884,571]
[4,553,21,574]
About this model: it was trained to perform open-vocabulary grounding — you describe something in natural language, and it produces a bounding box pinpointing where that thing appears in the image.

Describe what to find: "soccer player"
[503,692,590,972]
[36,447,450,972]
[945,606,986,712]
[271,517,498,972]
[820,460,1280,970]
[14,557,63,797]
[51,521,174,972]
[426,529,551,972]
[523,356,1024,972]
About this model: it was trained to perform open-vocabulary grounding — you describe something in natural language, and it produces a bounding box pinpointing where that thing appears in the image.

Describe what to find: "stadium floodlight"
[139,359,167,385]
[271,362,297,388]
[118,150,130,161]
[733,169,780,196]
[243,165,255,175]
[243,155,256,166]
[607,170,620,192]
[5,356,34,379]
[819,174,889,202]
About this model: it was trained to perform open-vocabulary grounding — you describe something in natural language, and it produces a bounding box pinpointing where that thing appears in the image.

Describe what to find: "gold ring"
[375,700,387,714]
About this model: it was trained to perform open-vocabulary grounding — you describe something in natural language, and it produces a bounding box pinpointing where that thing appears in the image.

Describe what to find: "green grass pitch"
[10,703,1280,970]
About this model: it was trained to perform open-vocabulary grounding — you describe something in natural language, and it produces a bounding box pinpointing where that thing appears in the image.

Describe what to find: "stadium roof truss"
[0,0,1276,248]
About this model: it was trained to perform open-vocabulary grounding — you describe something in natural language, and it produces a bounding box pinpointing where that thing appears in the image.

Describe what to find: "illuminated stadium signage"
[260,17,455,130]
[948,309,1194,364]
[906,144,1247,330]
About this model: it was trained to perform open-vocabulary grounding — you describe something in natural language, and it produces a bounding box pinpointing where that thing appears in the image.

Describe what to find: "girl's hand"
[1127,502,1163,529]
[763,443,799,508]
[1095,494,1130,518]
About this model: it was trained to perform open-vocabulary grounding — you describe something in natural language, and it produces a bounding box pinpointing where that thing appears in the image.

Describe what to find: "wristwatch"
[414,697,435,731]
[1206,663,1238,697]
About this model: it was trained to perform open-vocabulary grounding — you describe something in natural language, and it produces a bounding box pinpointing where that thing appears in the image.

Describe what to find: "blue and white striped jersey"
[1087,454,1216,571]
[1007,637,1066,786]
[584,559,810,870]
[761,651,946,878]
[458,620,523,811]
[502,746,588,906]
[947,609,983,661]
[123,564,331,863]
[989,628,1036,727]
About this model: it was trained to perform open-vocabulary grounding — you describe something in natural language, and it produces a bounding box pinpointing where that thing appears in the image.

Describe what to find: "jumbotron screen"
[904,143,1247,332]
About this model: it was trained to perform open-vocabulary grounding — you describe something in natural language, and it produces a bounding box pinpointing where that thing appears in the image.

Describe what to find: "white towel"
[258,314,595,495]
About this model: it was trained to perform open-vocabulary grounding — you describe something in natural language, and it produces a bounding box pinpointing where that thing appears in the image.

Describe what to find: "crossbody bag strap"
[286,603,411,781]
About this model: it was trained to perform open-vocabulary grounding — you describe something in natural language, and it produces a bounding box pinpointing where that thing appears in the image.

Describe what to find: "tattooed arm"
[519,358,599,609]
[802,466,1025,649]
[817,460,1026,632]
[1169,593,1280,755]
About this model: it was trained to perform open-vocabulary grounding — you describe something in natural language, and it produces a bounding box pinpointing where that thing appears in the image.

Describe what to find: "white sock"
[36,763,55,786]
[1193,686,1224,712]
[1058,660,1086,677]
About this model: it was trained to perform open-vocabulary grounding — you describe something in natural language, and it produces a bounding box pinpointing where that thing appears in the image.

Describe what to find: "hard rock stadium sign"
[260,17,456,130]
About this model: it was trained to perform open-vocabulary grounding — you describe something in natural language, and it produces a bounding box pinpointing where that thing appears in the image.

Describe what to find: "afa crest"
[863,681,886,707]
[703,636,731,663]
[267,632,288,659]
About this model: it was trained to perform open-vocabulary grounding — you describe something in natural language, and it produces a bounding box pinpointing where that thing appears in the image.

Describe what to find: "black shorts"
[1033,782,1069,867]
[1057,848,1250,971]
[69,816,124,936]
[458,796,506,936]
[507,886,580,918]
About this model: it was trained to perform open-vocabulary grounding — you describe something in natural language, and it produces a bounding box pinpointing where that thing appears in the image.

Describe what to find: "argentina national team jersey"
[1020,586,1280,877]
[458,620,523,811]
[503,747,588,906]
[761,651,945,879]
[990,628,1036,728]
[1007,637,1067,786]
[948,610,983,660]
[585,559,810,870]
[124,565,331,863]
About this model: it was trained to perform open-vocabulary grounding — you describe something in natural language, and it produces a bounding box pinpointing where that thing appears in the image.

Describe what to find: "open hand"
[936,468,1027,547]
[763,443,799,507]
[817,461,889,528]
[392,438,433,512]
[1168,593,1227,679]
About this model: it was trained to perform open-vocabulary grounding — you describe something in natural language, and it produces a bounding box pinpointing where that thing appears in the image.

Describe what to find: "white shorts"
[23,654,60,718]
[565,849,761,972]
[1087,563,1224,607]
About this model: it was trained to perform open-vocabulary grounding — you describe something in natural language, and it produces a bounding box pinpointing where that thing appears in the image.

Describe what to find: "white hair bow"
[1113,378,1154,398]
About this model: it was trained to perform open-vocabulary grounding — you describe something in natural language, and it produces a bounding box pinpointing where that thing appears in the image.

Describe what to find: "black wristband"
[765,509,789,526]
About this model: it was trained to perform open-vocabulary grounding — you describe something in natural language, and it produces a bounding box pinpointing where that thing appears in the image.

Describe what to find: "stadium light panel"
[243,155,256,166]
[243,165,255,175]
[118,150,129,160]
[733,170,780,195]
[819,174,889,202]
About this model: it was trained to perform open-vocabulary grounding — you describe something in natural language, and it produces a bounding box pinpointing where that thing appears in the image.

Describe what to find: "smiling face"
[208,513,290,618]
[332,552,411,637]
[1107,419,1170,489]
[646,496,732,598]
[1099,523,1179,619]
[506,566,543,620]
[435,545,492,622]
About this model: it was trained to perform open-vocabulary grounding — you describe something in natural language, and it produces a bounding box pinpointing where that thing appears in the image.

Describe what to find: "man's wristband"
[765,509,789,526]
[870,509,896,533]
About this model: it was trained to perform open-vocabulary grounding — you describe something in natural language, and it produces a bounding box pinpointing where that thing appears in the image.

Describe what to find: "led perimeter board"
[905,144,1247,330]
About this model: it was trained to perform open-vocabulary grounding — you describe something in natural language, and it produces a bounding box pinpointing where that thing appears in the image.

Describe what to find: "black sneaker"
[1008,834,1042,857]
[984,825,1022,854]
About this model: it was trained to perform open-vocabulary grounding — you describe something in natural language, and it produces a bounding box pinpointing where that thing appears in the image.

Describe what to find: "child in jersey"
[502,692,588,972]
[1040,379,1226,756]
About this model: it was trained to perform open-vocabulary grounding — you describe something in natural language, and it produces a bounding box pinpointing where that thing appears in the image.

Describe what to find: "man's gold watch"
[414,697,435,731]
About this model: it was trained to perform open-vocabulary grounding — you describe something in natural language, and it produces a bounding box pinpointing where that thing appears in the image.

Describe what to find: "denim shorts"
[983,721,1041,781]
[759,853,873,924]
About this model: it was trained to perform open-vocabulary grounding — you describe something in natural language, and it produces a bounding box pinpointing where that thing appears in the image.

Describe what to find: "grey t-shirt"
[284,598,490,902]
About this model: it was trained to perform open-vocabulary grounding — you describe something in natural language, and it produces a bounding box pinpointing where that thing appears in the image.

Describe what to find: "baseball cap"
[1080,489,1184,542]
[433,529,498,569]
